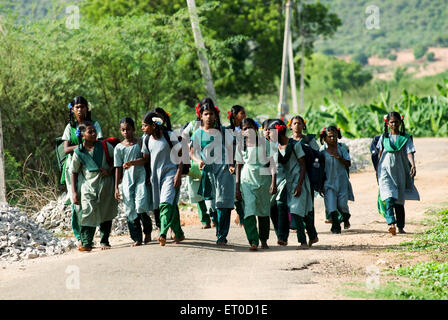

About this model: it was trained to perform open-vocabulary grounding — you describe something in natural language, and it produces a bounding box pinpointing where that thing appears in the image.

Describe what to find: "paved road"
[1,138,447,300]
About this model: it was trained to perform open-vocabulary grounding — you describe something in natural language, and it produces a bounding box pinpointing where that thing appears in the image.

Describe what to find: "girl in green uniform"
[226,105,247,227]
[69,121,117,252]
[62,97,103,247]
[288,116,319,245]
[319,126,354,234]
[182,119,212,229]
[190,98,235,246]
[140,111,185,246]
[114,117,153,247]
[235,118,277,250]
[268,119,314,249]
[377,112,419,235]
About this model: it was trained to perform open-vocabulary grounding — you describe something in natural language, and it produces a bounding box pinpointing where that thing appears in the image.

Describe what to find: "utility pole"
[186,0,218,104]
[288,28,298,114]
[298,1,305,113]
[0,19,6,204]
[0,109,6,204]
[278,0,292,118]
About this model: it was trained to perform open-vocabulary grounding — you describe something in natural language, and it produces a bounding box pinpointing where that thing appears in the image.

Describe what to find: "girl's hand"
[199,161,205,171]
[123,162,132,169]
[72,192,80,205]
[410,165,416,178]
[235,188,242,201]
[114,188,121,201]
[229,165,235,175]
[270,183,277,195]
[294,184,302,197]
[173,173,182,188]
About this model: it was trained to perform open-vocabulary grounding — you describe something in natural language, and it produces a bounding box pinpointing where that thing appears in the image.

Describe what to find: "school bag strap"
[291,139,326,192]
[98,137,120,168]
[74,141,104,172]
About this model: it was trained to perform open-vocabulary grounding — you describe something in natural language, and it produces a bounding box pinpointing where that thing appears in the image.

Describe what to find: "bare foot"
[101,244,111,250]
[249,244,258,251]
[131,241,142,247]
[158,236,166,246]
[388,225,397,236]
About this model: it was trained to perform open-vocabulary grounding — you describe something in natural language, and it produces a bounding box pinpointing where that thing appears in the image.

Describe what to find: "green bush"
[414,45,428,59]
[388,54,398,61]
[351,52,369,66]
[426,52,436,61]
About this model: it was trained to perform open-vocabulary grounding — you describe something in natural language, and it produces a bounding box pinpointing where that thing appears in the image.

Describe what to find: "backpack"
[370,135,381,172]
[55,137,66,172]
[289,137,326,193]
[98,137,121,168]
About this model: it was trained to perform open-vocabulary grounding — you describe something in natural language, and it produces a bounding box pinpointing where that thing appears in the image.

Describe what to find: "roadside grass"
[342,208,448,300]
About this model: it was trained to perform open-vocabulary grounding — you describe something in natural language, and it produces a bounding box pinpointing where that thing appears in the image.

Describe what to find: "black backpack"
[289,137,326,193]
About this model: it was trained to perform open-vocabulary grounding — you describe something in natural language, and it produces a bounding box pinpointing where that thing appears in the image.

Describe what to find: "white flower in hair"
[152,117,164,125]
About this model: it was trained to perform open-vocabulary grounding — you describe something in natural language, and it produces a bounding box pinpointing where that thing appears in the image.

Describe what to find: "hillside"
[316,0,448,57]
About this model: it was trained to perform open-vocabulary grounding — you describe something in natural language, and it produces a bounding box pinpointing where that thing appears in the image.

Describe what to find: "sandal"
[101,244,111,250]
[201,224,211,229]
[277,240,288,246]
[249,244,258,251]
[78,246,92,252]
[344,220,351,230]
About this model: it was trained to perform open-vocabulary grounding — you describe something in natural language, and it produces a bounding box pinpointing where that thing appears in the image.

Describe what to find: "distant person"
[319,126,354,234]
[114,117,153,247]
[69,121,117,252]
[61,96,103,247]
[376,112,419,235]
[235,118,277,250]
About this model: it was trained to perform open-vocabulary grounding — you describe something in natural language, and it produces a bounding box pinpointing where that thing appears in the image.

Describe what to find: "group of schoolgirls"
[182,97,356,251]
[61,96,418,252]
[61,97,185,251]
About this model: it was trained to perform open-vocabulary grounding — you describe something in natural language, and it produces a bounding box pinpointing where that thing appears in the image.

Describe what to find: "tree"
[82,0,341,96]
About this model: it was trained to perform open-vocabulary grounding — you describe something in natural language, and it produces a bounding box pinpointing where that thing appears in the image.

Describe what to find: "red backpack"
[99,137,121,168]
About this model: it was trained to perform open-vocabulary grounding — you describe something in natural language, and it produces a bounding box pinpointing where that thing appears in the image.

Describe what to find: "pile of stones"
[0,203,76,262]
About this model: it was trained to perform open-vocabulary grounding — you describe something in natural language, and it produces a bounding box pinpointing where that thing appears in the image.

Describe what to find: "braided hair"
[319,126,341,145]
[384,111,406,138]
[142,111,173,148]
[241,118,260,150]
[228,105,245,130]
[152,107,172,131]
[69,96,92,128]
